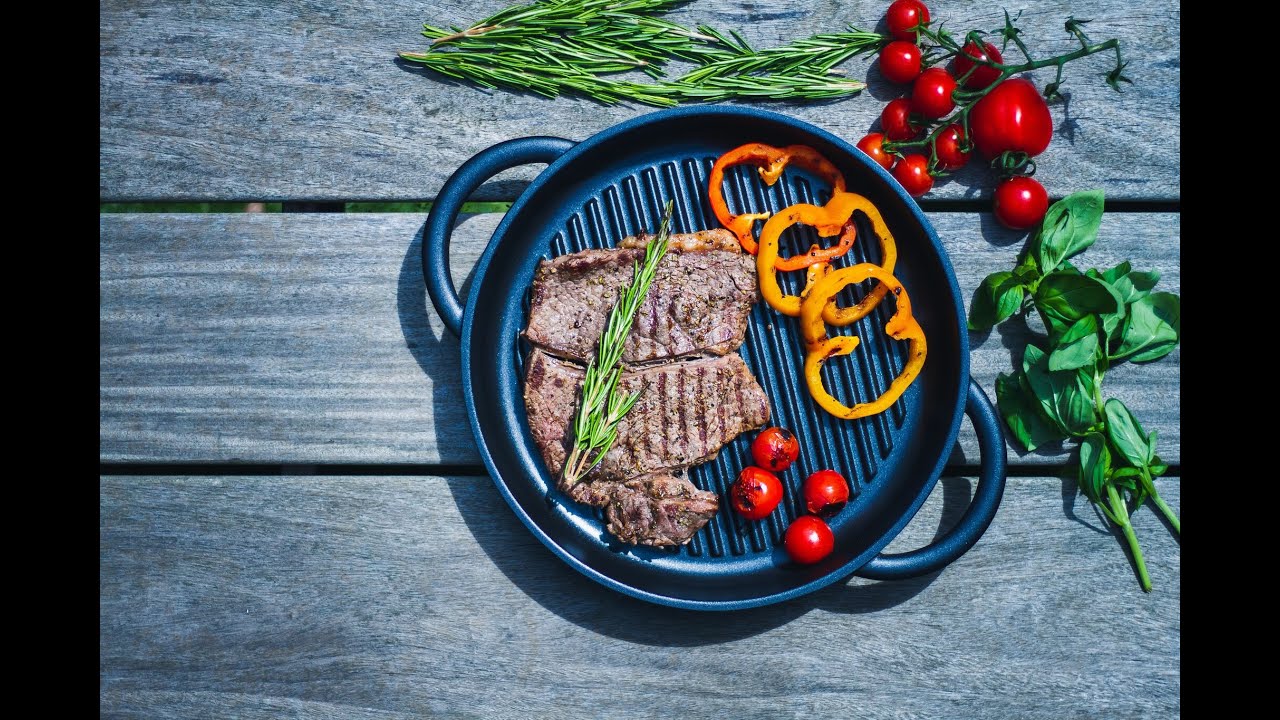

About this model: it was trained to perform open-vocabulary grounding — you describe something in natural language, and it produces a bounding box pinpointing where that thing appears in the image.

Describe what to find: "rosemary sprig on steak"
[561,201,673,487]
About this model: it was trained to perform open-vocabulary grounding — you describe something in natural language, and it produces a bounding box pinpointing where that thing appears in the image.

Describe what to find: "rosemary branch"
[400,0,883,106]
[561,201,673,487]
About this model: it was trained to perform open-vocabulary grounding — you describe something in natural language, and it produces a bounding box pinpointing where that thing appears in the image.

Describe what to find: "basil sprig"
[970,190,1180,592]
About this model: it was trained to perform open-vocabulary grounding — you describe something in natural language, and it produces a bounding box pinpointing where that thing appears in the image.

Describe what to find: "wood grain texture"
[100,475,1181,719]
[100,0,1180,202]
[100,211,1179,465]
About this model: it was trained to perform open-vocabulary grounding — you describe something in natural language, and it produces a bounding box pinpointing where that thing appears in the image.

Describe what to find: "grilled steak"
[524,230,758,364]
[567,473,720,546]
[524,349,770,484]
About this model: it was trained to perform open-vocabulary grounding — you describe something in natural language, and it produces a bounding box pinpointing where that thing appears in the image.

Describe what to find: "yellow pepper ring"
[756,191,897,320]
[799,264,928,420]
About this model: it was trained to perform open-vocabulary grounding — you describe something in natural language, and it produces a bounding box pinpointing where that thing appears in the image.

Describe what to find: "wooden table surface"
[100,1,1181,717]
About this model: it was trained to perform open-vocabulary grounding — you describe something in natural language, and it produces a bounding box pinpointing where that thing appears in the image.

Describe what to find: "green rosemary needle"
[561,201,673,487]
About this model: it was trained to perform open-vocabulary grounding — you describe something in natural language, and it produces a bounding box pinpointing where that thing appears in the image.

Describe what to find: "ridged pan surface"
[461,107,967,609]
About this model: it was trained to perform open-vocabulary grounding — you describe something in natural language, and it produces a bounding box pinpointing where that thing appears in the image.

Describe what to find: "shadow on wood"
[442,475,976,643]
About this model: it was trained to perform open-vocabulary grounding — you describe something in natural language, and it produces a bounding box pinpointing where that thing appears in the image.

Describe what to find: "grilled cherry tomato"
[953,40,1004,90]
[993,176,1049,229]
[885,0,931,42]
[892,154,933,197]
[934,124,971,171]
[880,98,920,142]
[911,67,957,119]
[751,427,800,472]
[879,40,923,84]
[730,466,784,520]
[969,78,1053,159]
[803,469,850,517]
[784,515,835,564]
[856,133,895,171]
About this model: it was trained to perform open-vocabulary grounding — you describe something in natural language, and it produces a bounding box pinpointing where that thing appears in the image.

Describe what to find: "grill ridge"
[530,151,909,559]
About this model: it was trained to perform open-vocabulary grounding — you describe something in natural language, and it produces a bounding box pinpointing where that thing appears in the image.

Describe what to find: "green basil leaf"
[995,371,1065,452]
[1095,261,1160,305]
[1024,345,1098,435]
[1113,292,1180,363]
[1101,311,1125,347]
[1034,189,1105,272]
[1098,260,1132,285]
[1034,271,1119,323]
[1111,467,1142,479]
[1148,462,1169,477]
[968,271,1026,330]
[1104,398,1150,468]
[1048,316,1100,371]
[1078,432,1110,503]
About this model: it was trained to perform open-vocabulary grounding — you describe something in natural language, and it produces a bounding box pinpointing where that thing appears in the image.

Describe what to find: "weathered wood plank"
[100,475,1181,719]
[100,0,1180,201]
[100,212,1179,464]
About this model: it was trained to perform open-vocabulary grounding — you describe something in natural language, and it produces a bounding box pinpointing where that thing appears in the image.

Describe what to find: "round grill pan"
[425,106,1006,610]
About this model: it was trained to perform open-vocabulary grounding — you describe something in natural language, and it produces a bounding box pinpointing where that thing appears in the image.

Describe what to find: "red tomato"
[880,98,920,142]
[934,124,970,171]
[803,470,850,517]
[952,40,1004,90]
[751,427,800,472]
[856,132,895,171]
[730,466,784,520]
[969,78,1053,159]
[879,40,923,84]
[885,0,931,42]
[784,516,835,564]
[993,176,1049,230]
[892,154,933,197]
[911,67,957,119]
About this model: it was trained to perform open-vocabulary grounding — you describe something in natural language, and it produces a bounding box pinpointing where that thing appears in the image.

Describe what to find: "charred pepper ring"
[799,263,927,420]
[708,142,848,260]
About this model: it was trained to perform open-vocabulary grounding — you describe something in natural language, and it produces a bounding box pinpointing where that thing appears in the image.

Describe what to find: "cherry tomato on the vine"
[911,67,957,119]
[953,40,1004,90]
[730,466,784,520]
[751,427,800,472]
[803,470,850,517]
[856,133,896,171]
[880,98,920,142]
[969,78,1053,159]
[885,0,931,42]
[934,124,970,171]
[993,176,1049,230]
[879,40,923,84]
[784,515,835,564]
[892,154,933,197]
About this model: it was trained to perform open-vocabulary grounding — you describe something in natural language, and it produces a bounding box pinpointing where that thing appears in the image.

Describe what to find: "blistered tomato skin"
[784,515,835,564]
[803,469,851,517]
[885,0,931,42]
[856,133,895,171]
[730,466,784,520]
[751,427,801,472]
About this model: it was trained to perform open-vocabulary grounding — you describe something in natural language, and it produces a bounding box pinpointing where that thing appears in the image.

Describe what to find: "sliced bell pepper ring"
[799,263,927,420]
[757,190,897,316]
[708,143,848,256]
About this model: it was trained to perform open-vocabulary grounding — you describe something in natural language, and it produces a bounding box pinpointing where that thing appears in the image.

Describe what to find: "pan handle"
[855,378,1008,580]
[424,136,576,336]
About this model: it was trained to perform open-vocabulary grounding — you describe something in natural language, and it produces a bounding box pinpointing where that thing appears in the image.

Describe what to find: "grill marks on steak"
[523,230,758,364]
[566,474,721,547]
[524,349,769,483]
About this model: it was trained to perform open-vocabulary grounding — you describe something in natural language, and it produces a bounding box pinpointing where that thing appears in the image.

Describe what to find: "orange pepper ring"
[757,202,856,317]
[799,264,927,420]
[708,143,848,256]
